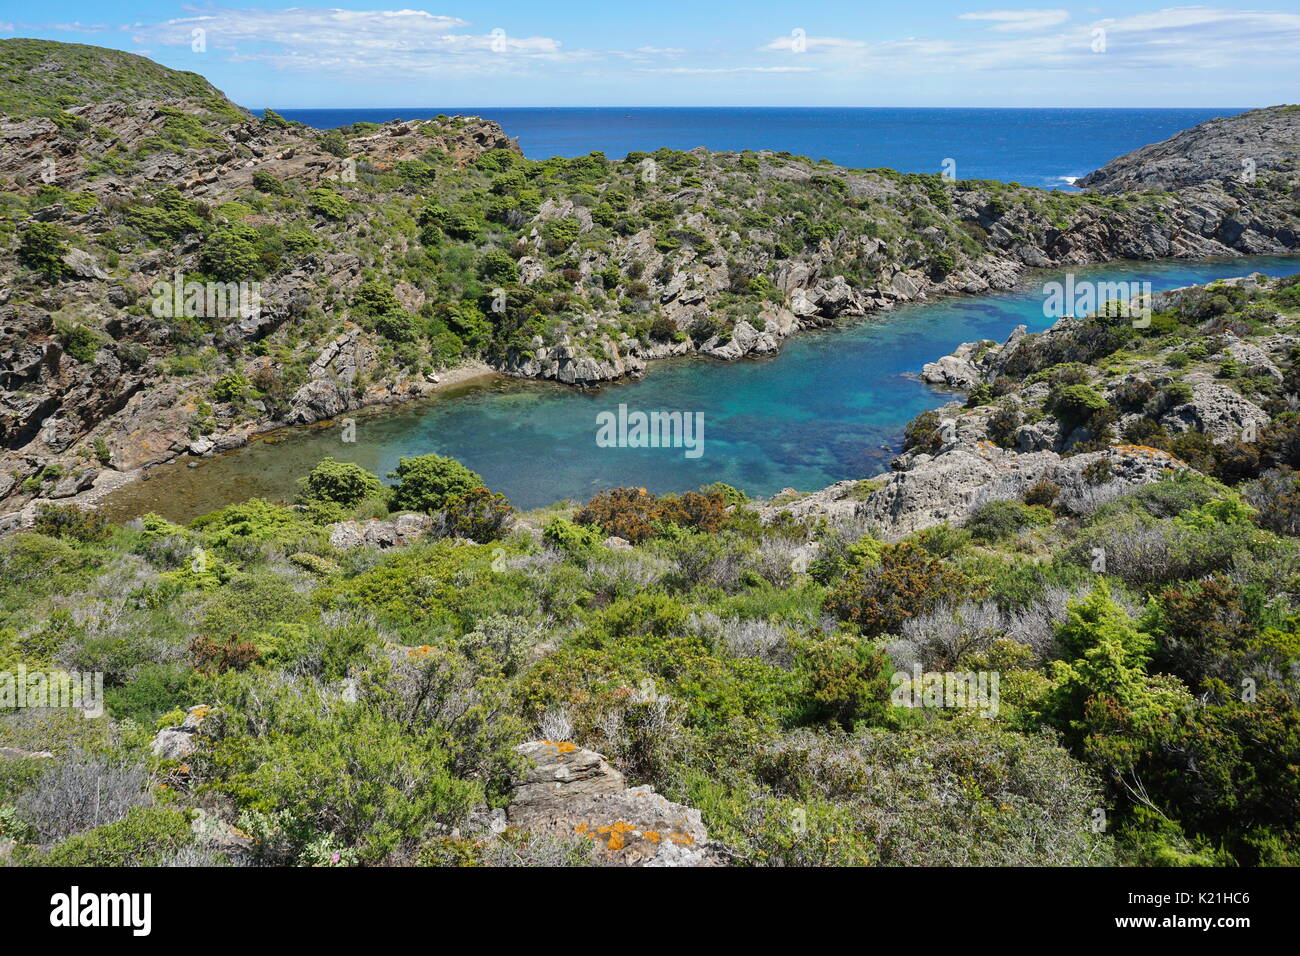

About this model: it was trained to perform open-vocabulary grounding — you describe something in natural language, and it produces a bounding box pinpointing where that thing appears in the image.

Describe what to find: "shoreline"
[6,252,1300,533]
[0,361,501,532]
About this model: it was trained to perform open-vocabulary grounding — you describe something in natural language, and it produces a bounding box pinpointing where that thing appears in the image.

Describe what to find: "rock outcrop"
[507,740,729,866]
[1077,105,1300,195]
[150,704,211,762]
[328,513,432,550]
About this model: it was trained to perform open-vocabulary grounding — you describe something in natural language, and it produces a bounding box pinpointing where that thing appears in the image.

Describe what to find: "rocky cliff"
[1077,105,1300,194]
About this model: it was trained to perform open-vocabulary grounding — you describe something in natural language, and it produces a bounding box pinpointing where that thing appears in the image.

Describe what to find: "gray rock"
[507,740,729,866]
[328,512,431,549]
[150,704,211,761]
[61,248,108,280]
[1161,377,1270,441]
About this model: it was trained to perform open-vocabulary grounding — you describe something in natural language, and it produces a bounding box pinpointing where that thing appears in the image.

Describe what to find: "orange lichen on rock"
[1113,443,1178,460]
[540,740,577,754]
[593,820,636,851]
[408,645,434,658]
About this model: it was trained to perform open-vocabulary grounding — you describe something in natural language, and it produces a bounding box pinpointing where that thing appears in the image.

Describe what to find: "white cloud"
[760,6,1300,74]
[958,9,1071,32]
[762,34,867,52]
[127,7,570,76]
[643,66,817,74]
[49,22,112,33]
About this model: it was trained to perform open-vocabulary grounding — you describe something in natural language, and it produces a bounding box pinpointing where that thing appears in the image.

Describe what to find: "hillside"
[1,272,1298,867]
[1077,104,1300,194]
[0,40,1298,528]
[1,40,1298,871]
[0,39,243,120]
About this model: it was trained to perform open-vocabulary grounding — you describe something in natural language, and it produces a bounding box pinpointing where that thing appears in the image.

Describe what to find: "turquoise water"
[101,255,1300,521]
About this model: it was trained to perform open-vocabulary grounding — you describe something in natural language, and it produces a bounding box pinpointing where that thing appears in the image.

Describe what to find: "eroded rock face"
[1162,375,1270,442]
[507,740,729,867]
[855,441,1187,539]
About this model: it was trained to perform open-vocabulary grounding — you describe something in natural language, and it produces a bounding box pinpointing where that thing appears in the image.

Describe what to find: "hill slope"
[1077,104,1300,194]
[0,38,243,119]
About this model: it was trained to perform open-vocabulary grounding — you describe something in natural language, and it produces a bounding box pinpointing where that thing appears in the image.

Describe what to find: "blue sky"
[2,2,1298,107]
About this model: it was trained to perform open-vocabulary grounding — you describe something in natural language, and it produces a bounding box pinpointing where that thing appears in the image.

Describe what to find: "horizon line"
[260,104,1263,111]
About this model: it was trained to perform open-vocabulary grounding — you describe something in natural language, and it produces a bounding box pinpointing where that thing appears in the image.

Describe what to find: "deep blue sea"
[274,107,1246,191]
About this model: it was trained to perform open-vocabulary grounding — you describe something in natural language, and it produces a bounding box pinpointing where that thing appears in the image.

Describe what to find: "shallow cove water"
[100,254,1300,523]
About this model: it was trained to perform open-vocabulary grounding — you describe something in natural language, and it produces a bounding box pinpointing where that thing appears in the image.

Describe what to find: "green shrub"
[435,486,514,543]
[298,458,384,507]
[215,702,481,864]
[251,169,288,195]
[794,634,892,729]
[16,222,70,280]
[211,371,250,403]
[31,504,111,543]
[389,454,485,514]
[478,249,519,284]
[825,542,970,638]
[1048,383,1109,432]
[542,517,603,555]
[56,322,101,363]
[903,409,945,453]
[307,187,352,220]
[200,225,261,281]
[964,500,1046,542]
[24,806,193,867]
[1023,480,1060,507]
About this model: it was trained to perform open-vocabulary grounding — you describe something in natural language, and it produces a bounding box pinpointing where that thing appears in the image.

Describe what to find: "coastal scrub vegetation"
[3,424,1298,866]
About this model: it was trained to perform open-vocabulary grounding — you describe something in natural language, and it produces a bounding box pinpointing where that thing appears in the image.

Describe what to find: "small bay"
[100,254,1300,523]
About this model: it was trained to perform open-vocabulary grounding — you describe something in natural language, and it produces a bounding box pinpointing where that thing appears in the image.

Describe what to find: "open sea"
[274,106,1246,191]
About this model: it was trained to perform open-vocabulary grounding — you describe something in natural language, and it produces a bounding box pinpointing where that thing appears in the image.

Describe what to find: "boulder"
[1161,377,1270,441]
[150,704,211,761]
[328,512,432,550]
[61,248,108,280]
[507,740,729,866]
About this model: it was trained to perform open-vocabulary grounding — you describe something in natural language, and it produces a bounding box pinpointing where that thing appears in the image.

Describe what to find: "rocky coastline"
[2,41,1298,527]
